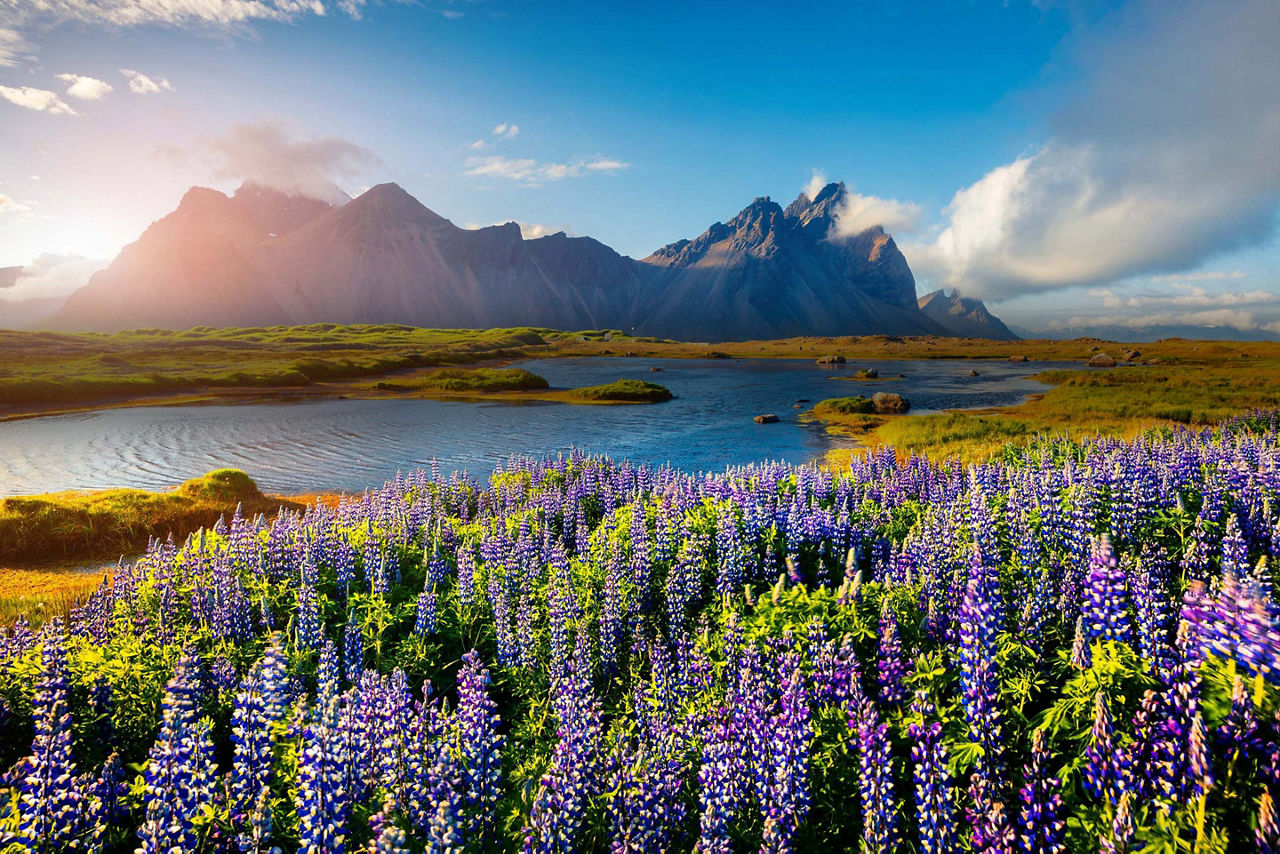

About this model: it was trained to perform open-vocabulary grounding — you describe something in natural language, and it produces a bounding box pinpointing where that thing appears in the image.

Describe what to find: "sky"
[0,0,1277,335]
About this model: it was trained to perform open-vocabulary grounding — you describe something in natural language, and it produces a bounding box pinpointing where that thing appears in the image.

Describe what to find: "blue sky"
[1,0,1277,334]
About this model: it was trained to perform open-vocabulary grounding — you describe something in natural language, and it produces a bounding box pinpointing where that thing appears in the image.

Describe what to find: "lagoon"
[0,357,1065,496]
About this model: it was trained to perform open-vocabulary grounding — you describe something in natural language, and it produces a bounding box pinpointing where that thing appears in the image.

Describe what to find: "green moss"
[813,396,876,415]
[570,379,673,402]
[373,368,550,393]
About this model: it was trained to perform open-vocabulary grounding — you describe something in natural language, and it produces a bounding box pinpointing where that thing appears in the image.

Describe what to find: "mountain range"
[43,180,1015,340]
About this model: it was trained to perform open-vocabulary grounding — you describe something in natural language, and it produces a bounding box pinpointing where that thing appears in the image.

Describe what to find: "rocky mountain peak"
[917,289,1018,340]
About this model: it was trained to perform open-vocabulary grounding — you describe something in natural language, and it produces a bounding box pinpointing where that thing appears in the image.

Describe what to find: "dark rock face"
[49,181,1008,340]
[917,289,1019,341]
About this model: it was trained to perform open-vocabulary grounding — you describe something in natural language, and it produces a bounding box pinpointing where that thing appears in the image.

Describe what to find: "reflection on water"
[0,357,1062,496]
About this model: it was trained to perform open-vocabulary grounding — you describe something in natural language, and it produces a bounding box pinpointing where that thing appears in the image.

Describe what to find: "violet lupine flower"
[343,615,364,686]
[851,700,899,854]
[606,736,687,854]
[1084,692,1127,805]
[414,587,438,636]
[1182,576,1280,685]
[296,695,353,854]
[19,631,83,851]
[1259,790,1280,854]
[1017,729,1064,854]
[137,653,221,854]
[1188,710,1213,798]
[696,708,742,854]
[968,772,1015,854]
[762,662,812,853]
[525,635,604,853]
[86,751,128,852]
[877,598,910,706]
[1221,513,1250,578]
[296,576,322,651]
[456,650,504,846]
[1081,537,1132,646]
[1218,673,1261,762]
[909,710,956,854]
[1070,616,1092,670]
[1099,792,1134,854]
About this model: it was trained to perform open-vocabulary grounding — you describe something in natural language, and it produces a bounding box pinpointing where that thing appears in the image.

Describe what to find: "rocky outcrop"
[872,392,910,413]
[917,289,1019,340]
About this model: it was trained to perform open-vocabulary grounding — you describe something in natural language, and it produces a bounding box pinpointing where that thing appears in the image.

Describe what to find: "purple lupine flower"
[1081,537,1132,645]
[1070,616,1092,669]
[851,700,899,854]
[1221,513,1249,578]
[137,653,221,854]
[343,614,364,686]
[696,708,742,854]
[456,650,504,846]
[1259,790,1280,854]
[1084,692,1127,805]
[968,773,1015,854]
[1218,673,1261,762]
[414,587,438,636]
[606,734,687,854]
[19,630,84,851]
[877,598,910,706]
[909,700,956,854]
[1188,710,1212,798]
[762,662,812,853]
[86,751,128,852]
[296,695,353,854]
[1017,729,1064,854]
[1099,792,1134,854]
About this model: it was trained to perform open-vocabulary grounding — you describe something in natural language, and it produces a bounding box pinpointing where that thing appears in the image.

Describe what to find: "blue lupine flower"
[1017,729,1064,854]
[19,630,84,851]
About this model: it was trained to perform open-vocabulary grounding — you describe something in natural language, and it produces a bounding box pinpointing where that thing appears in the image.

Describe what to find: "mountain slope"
[917,289,1018,340]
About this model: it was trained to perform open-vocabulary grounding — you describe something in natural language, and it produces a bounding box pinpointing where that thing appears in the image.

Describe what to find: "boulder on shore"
[1123,350,1141,362]
[816,354,847,365]
[968,370,980,377]
[1087,353,1117,367]
[855,368,879,378]
[753,414,780,424]
[872,392,910,414]
[648,366,663,372]
[1009,355,1029,362]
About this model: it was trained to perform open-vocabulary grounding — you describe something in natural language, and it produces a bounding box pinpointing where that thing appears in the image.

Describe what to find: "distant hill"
[1012,323,1280,343]
[47,180,1006,340]
[918,289,1018,340]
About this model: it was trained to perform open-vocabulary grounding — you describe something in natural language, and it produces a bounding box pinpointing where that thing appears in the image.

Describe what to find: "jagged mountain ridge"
[918,289,1018,341]
[49,180,1012,340]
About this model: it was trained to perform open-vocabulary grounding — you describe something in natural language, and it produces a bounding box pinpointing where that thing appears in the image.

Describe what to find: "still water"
[0,357,1064,496]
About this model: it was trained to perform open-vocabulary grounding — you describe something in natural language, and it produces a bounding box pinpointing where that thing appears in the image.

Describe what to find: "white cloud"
[492,122,519,139]
[0,84,75,114]
[55,72,112,100]
[801,169,827,203]
[464,154,629,186]
[515,222,572,239]
[1149,270,1246,283]
[909,0,1280,302]
[0,27,30,67]
[2,0,332,30]
[0,253,106,302]
[469,139,490,150]
[832,189,923,237]
[0,191,32,214]
[120,68,173,94]
[201,120,378,203]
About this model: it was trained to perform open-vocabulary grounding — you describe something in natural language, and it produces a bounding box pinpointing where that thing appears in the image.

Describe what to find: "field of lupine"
[3,413,1280,853]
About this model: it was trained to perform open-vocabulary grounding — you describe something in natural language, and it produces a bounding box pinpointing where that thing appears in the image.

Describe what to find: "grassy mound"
[570,379,673,402]
[373,367,549,394]
[0,469,298,566]
[813,395,876,415]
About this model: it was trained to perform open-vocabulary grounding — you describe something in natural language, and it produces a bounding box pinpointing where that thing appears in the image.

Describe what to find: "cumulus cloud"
[492,122,518,139]
[464,154,628,186]
[55,72,112,100]
[801,170,828,204]
[120,68,172,94]
[0,84,75,114]
[515,222,572,239]
[909,0,1280,302]
[832,189,923,237]
[203,120,379,202]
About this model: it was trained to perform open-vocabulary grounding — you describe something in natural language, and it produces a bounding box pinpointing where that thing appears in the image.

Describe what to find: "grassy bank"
[569,379,673,402]
[0,469,301,566]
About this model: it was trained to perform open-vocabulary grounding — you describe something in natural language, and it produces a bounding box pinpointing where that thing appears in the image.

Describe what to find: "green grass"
[813,395,876,416]
[0,469,301,566]
[369,367,550,394]
[569,379,673,402]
